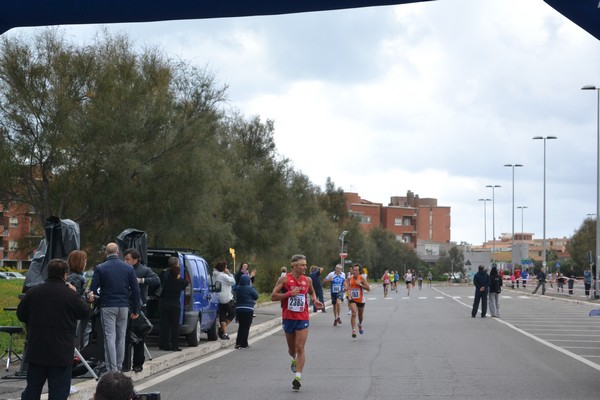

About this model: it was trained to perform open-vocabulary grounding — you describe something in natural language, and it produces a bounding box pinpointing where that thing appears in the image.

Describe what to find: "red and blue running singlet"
[282,273,310,320]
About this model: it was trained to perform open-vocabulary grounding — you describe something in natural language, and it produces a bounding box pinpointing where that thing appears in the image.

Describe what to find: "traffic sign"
[340,253,348,259]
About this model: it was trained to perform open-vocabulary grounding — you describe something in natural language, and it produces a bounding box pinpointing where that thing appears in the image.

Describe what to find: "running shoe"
[334,319,338,326]
[291,358,297,373]
[292,377,301,390]
[352,330,357,338]
[337,317,342,325]
[359,324,364,335]
[347,310,352,315]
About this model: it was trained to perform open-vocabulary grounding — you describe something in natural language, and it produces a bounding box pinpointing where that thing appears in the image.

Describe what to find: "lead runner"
[271,254,323,390]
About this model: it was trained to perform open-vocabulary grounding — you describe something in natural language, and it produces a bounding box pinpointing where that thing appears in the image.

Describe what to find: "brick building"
[0,202,42,269]
[344,190,451,248]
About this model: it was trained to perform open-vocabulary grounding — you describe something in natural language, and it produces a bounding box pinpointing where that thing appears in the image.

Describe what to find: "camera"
[133,392,161,400]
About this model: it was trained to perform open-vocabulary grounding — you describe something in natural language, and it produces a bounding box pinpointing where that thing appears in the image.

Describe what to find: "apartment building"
[344,190,451,248]
[0,202,42,269]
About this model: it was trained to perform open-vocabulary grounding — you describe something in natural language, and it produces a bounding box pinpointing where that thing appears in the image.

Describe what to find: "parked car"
[5,272,26,279]
[0,272,13,279]
[144,249,220,346]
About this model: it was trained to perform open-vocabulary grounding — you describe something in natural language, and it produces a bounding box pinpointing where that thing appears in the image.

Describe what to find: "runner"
[427,271,432,287]
[381,270,390,298]
[324,264,345,326]
[404,269,413,296]
[417,271,423,290]
[394,270,400,292]
[344,263,371,338]
[270,254,323,391]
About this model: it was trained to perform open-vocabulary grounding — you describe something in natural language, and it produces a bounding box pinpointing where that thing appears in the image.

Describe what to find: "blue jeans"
[22,363,72,400]
[100,306,129,371]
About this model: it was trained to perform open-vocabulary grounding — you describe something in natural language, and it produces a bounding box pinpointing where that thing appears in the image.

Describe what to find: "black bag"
[131,310,153,338]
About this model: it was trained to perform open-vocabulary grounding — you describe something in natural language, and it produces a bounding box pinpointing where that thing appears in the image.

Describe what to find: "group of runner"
[382,269,427,296]
[270,256,370,391]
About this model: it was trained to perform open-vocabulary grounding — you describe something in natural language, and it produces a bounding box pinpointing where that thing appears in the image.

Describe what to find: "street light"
[478,198,491,247]
[339,230,348,268]
[533,135,557,275]
[504,163,524,270]
[582,84,600,297]
[517,206,528,242]
[485,185,501,259]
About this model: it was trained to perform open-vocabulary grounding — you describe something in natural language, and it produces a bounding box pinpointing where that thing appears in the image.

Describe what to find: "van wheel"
[186,319,201,347]
[206,318,218,341]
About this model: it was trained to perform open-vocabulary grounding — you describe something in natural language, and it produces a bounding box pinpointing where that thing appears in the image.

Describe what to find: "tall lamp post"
[485,185,501,262]
[504,164,523,271]
[339,230,348,268]
[582,84,600,296]
[478,198,491,247]
[517,206,528,241]
[533,135,557,275]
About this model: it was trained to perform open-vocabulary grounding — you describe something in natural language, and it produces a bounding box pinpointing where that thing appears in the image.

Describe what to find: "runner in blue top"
[324,264,345,326]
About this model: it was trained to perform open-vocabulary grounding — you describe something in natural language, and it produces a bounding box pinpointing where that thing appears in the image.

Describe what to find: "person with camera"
[123,248,159,373]
[17,258,90,400]
[94,371,160,400]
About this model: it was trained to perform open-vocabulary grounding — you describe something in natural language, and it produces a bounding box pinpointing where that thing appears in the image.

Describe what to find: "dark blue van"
[145,249,220,346]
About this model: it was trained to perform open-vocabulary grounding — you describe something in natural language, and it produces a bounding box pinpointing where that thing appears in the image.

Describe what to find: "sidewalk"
[0,301,286,400]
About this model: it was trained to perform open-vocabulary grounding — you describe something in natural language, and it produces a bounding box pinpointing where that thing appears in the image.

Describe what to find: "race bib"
[288,294,306,312]
[350,288,360,299]
[332,284,342,293]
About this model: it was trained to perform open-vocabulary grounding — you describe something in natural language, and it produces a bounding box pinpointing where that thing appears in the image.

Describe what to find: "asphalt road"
[130,285,600,400]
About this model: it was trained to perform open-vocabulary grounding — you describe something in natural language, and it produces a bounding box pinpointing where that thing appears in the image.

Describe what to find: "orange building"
[345,190,451,248]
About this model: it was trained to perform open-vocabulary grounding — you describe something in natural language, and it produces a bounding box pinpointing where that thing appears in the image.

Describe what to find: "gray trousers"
[488,292,500,317]
[100,307,129,372]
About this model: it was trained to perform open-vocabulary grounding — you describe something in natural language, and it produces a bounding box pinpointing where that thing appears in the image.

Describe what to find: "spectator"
[213,260,236,340]
[584,268,592,296]
[471,265,490,318]
[488,266,502,318]
[521,269,529,289]
[17,259,89,400]
[89,243,141,372]
[532,269,547,295]
[309,265,325,313]
[556,272,565,293]
[568,268,576,295]
[67,250,88,296]
[93,371,134,400]
[67,250,91,350]
[123,248,160,373]
[234,274,259,349]
[234,261,256,285]
[280,267,287,277]
[158,257,188,351]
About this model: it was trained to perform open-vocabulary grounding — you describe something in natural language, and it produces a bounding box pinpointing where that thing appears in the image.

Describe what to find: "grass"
[0,280,25,353]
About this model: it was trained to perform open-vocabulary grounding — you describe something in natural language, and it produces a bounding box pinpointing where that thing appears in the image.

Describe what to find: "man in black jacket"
[17,258,90,400]
[471,265,490,318]
[123,248,159,373]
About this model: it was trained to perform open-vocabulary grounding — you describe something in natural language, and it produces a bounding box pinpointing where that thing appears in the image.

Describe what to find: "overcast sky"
[7,0,600,246]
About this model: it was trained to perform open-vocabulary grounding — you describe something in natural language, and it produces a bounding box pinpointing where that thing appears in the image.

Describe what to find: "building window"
[361,215,371,224]
[402,234,411,243]
[8,241,18,251]
[403,217,411,226]
[394,218,402,226]
[9,217,18,227]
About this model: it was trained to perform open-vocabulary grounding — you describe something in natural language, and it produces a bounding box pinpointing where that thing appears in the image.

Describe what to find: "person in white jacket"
[212,260,236,340]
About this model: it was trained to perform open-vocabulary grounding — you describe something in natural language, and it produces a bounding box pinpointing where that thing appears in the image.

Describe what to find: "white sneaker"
[347,310,351,315]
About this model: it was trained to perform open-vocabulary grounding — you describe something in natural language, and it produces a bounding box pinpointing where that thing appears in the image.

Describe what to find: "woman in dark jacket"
[158,257,188,351]
[488,266,503,318]
[234,274,258,349]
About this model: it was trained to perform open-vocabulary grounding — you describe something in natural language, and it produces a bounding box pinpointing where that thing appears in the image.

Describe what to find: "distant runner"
[271,254,323,391]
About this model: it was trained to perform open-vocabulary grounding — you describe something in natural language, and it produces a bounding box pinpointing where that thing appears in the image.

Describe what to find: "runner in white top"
[404,269,413,296]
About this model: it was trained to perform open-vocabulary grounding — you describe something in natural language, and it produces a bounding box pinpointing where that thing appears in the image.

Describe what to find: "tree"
[567,217,595,272]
